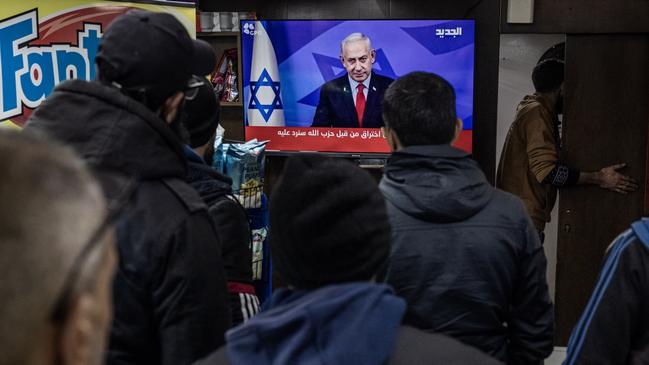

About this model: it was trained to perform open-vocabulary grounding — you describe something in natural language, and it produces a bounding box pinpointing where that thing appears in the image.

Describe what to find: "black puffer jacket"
[380,144,554,365]
[184,148,259,325]
[25,80,231,365]
[184,148,253,284]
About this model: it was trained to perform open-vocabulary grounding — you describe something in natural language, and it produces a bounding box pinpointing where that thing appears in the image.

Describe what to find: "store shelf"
[221,101,243,107]
[197,31,239,37]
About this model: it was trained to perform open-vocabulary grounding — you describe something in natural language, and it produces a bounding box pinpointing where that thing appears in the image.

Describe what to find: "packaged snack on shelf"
[212,135,227,174]
[211,51,228,98]
[225,139,268,208]
[222,48,239,102]
[211,48,239,102]
[251,227,267,280]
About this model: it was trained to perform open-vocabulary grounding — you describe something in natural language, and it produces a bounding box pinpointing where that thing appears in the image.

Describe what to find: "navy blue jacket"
[311,72,393,128]
[565,218,649,365]
[380,144,554,365]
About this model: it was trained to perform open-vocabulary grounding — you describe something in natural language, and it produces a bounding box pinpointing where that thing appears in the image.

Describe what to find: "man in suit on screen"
[312,33,394,128]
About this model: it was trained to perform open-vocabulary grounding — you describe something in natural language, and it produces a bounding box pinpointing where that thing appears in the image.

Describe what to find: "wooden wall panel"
[555,35,649,344]
[501,0,649,34]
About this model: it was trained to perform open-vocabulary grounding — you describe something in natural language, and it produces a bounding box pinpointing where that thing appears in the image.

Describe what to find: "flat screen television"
[240,19,475,155]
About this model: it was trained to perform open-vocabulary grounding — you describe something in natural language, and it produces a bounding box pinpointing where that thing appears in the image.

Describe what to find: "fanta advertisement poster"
[0,1,195,128]
[241,20,475,154]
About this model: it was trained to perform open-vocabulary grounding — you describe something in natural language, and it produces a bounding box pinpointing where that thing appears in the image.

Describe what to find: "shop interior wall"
[501,0,649,346]
[500,0,649,34]
[497,34,565,302]
[199,0,501,184]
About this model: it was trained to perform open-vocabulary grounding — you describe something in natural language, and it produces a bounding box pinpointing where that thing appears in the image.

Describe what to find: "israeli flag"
[247,21,285,126]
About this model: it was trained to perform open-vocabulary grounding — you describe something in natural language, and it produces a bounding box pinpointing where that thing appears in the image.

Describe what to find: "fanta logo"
[0,9,103,121]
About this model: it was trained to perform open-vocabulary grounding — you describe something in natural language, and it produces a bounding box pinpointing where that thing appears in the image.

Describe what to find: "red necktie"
[355,84,366,127]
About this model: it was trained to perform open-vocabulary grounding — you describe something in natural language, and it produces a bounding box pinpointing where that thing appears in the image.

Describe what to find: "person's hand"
[597,163,639,194]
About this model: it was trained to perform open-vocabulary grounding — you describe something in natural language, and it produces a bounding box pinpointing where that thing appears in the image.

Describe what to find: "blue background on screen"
[241,20,475,128]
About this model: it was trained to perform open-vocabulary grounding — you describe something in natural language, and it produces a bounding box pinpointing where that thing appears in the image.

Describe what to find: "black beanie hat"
[181,76,220,148]
[270,157,391,289]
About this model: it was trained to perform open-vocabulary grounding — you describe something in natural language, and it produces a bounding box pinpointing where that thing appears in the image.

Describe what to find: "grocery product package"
[214,139,268,208]
[211,48,239,102]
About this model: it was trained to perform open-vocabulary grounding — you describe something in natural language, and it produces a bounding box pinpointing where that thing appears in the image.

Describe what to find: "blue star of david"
[249,69,283,122]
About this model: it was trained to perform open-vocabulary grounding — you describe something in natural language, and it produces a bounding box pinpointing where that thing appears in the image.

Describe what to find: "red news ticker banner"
[246,127,472,154]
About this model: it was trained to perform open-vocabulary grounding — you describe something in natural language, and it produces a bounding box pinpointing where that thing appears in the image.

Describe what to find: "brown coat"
[497,93,560,231]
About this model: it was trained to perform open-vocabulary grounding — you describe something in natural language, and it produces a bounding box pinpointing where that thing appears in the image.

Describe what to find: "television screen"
[241,19,475,154]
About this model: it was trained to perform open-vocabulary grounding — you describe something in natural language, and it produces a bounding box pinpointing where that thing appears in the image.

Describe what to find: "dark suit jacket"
[312,72,394,128]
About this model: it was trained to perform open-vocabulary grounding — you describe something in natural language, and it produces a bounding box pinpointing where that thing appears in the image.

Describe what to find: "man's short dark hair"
[532,59,564,93]
[382,72,457,146]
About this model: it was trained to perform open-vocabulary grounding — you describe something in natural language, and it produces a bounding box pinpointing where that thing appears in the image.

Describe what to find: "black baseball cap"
[96,10,216,97]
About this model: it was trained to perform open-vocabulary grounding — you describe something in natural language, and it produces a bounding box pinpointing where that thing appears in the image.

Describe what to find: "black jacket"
[311,72,393,128]
[25,80,231,365]
[565,218,649,365]
[380,145,554,365]
[184,147,253,284]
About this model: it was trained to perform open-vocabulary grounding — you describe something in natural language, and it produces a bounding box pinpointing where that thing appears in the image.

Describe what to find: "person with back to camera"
[497,43,638,241]
[181,76,260,325]
[0,130,118,365]
[311,32,394,128]
[24,10,232,365]
[564,218,649,364]
[193,156,503,365]
[380,71,554,365]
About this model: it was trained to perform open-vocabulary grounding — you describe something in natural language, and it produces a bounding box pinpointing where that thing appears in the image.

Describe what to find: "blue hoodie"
[225,283,406,365]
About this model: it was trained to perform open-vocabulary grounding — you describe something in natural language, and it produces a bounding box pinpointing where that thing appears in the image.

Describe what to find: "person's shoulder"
[492,188,527,211]
[515,95,554,125]
[161,177,209,213]
[322,75,348,89]
[207,194,247,220]
[388,326,503,365]
[484,188,534,229]
[372,72,395,86]
[124,178,210,243]
[605,222,649,262]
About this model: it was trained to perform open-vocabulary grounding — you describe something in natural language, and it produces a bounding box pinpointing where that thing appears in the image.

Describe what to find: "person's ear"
[370,49,376,64]
[382,126,402,152]
[59,294,100,365]
[451,118,463,144]
[161,91,185,124]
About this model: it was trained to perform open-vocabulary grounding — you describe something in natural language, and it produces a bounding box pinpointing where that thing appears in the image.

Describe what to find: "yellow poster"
[0,0,196,127]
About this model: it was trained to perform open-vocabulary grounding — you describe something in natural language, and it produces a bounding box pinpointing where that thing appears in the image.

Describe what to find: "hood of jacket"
[183,146,233,203]
[25,79,187,180]
[380,144,493,222]
[225,283,406,365]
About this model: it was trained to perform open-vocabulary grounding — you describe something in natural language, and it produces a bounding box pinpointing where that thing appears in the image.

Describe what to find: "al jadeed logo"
[0,7,132,126]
